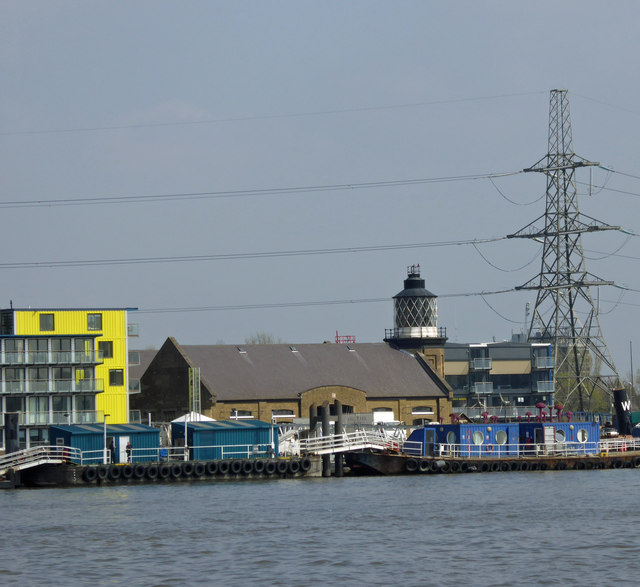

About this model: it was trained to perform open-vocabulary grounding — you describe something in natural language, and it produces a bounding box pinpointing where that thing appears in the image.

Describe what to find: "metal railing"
[0,445,82,475]
[0,351,103,365]
[471,358,492,370]
[123,444,276,464]
[453,406,582,420]
[384,327,447,340]
[401,438,640,459]
[535,356,555,369]
[472,382,494,394]
[300,430,401,455]
[536,380,554,393]
[19,410,101,426]
[1,379,104,394]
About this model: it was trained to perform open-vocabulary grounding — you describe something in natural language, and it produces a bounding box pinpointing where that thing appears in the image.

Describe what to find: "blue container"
[518,421,600,454]
[171,420,278,461]
[436,423,520,457]
[406,423,519,457]
[49,423,160,464]
[405,426,437,456]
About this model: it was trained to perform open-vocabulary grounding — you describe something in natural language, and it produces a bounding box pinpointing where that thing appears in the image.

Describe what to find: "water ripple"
[1,472,640,585]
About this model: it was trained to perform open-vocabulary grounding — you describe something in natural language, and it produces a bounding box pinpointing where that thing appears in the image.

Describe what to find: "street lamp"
[184,414,188,462]
[103,413,111,464]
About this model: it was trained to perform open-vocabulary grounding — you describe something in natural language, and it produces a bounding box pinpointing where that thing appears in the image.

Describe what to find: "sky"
[2,1,640,377]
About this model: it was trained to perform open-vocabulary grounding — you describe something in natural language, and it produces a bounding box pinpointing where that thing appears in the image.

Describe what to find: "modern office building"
[0,306,137,449]
[444,339,554,417]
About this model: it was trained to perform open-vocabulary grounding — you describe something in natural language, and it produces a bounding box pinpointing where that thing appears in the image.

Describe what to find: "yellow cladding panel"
[14,309,130,424]
[99,393,128,424]
[444,361,469,376]
[490,360,531,375]
[14,309,126,337]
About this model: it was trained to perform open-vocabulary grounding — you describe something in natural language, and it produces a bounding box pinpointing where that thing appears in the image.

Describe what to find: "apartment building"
[0,307,136,449]
[444,339,554,417]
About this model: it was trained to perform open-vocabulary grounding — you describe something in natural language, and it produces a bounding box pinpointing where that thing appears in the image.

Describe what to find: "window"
[272,409,295,420]
[76,395,95,411]
[52,396,71,412]
[555,429,566,443]
[495,430,508,445]
[128,350,140,365]
[109,369,124,386]
[27,338,48,363]
[27,367,48,393]
[99,341,114,359]
[230,409,253,420]
[6,368,24,392]
[413,418,433,426]
[472,430,485,445]
[577,428,589,443]
[40,314,54,331]
[87,313,102,331]
[74,338,93,362]
[53,367,72,392]
[6,396,25,412]
[52,338,71,362]
[412,406,434,415]
[5,339,24,363]
[446,431,457,445]
[28,396,49,413]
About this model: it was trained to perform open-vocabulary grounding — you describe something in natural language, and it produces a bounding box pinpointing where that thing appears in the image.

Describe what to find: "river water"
[1,470,639,586]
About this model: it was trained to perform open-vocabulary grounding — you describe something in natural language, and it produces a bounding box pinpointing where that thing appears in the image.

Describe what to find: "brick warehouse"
[131,337,453,425]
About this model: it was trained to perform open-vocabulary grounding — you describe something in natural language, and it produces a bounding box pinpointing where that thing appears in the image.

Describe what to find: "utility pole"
[507,89,621,411]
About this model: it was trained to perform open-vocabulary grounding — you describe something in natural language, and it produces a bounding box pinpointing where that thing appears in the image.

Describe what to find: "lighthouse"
[384,265,447,376]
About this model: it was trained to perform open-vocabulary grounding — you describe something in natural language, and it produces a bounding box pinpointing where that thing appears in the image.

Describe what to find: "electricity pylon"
[507,89,620,411]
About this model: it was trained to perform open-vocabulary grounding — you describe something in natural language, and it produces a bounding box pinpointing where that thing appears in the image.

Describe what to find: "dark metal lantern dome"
[387,264,444,343]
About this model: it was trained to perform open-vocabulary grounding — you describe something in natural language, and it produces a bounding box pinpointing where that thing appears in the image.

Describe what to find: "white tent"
[172,411,215,423]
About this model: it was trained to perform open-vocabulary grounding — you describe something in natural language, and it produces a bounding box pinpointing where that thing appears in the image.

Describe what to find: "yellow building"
[1,307,137,448]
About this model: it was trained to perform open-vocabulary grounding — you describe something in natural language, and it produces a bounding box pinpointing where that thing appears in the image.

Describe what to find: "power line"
[136,288,517,315]
[488,176,545,206]
[577,180,640,199]
[471,242,541,272]
[0,170,523,209]
[572,93,640,119]
[478,295,522,324]
[0,236,507,269]
[0,91,546,137]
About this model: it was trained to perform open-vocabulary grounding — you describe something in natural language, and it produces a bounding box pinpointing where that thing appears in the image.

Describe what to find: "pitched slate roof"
[172,341,449,401]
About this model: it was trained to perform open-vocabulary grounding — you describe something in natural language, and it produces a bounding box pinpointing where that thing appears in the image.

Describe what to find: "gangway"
[299,430,402,455]
[0,446,82,477]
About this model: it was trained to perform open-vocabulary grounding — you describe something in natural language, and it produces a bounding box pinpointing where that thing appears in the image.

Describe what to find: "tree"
[244,332,284,345]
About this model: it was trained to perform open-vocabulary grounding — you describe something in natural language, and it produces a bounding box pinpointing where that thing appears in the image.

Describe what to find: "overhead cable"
[0,236,507,269]
[0,91,546,137]
[0,171,523,209]
[136,288,517,315]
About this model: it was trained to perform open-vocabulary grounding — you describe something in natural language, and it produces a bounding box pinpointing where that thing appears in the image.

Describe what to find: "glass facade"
[1,335,104,449]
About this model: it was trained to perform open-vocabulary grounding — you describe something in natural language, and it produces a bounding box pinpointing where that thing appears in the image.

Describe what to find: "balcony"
[537,380,554,393]
[472,382,494,394]
[535,356,555,369]
[471,357,492,370]
[1,351,104,366]
[384,326,447,340]
[18,410,102,426]
[1,379,104,394]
